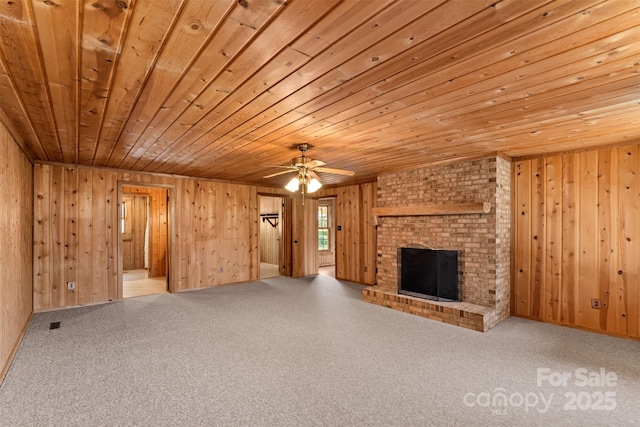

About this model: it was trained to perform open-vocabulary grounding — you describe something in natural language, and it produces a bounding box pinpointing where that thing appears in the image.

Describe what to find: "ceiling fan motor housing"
[291,156,312,167]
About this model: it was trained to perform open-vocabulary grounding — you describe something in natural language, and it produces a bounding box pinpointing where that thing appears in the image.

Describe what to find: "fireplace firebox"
[398,246,458,301]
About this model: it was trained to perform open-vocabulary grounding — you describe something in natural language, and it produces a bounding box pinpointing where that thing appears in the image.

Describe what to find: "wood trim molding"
[372,202,490,224]
[0,312,32,386]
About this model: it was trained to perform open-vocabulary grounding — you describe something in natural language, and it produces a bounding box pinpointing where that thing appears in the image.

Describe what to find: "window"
[121,199,129,237]
[318,205,329,251]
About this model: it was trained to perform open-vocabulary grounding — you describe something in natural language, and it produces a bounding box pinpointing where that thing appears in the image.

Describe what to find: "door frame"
[117,181,175,299]
[257,193,292,277]
[317,196,337,269]
[291,196,319,278]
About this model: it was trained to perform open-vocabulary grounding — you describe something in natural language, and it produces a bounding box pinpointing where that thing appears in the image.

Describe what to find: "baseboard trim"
[34,299,118,313]
[510,314,640,342]
[0,311,33,385]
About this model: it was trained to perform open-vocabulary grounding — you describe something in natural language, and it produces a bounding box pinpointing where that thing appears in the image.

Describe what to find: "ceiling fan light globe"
[307,178,322,193]
[285,177,300,192]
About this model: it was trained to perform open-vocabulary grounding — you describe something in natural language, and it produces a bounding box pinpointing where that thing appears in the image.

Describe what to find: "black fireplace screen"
[398,247,458,301]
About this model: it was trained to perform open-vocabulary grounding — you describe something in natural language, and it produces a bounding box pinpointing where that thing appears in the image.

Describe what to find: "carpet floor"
[1,275,639,426]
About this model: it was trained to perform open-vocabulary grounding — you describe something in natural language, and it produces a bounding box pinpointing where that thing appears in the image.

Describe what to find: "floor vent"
[49,322,60,330]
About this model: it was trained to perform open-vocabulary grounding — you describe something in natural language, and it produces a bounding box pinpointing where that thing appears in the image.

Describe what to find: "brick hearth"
[363,286,498,332]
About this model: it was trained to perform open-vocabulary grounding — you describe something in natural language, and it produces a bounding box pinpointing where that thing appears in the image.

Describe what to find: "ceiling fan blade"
[309,170,321,181]
[305,159,326,168]
[262,169,296,178]
[313,166,355,176]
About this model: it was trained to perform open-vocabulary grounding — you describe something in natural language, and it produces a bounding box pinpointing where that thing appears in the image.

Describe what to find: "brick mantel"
[371,202,491,224]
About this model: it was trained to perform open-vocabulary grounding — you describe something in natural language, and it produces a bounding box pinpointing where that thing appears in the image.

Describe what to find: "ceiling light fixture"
[285,176,300,192]
[307,177,322,193]
[285,171,322,203]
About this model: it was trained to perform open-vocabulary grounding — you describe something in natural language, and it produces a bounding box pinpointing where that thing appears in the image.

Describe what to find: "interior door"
[291,198,319,277]
[122,195,148,272]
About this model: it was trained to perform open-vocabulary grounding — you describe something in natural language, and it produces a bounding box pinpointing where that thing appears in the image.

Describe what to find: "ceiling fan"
[263,143,355,196]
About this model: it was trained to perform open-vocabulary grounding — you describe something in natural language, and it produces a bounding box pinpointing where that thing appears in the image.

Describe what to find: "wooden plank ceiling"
[0,0,639,187]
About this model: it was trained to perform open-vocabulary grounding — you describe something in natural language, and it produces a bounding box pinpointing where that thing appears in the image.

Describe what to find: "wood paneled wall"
[0,121,33,383]
[34,164,117,309]
[513,144,639,338]
[174,179,257,291]
[318,183,377,285]
[33,163,260,311]
[32,163,378,311]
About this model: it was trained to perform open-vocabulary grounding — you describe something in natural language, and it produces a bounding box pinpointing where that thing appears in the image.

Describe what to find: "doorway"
[120,184,170,298]
[318,197,336,278]
[259,195,284,279]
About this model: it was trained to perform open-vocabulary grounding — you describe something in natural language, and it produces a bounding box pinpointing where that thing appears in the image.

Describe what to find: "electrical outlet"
[591,299,601,309]
[67,282,76,291]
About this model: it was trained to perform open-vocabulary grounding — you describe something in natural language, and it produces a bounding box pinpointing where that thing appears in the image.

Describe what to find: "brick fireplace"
[363,156,511,331]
